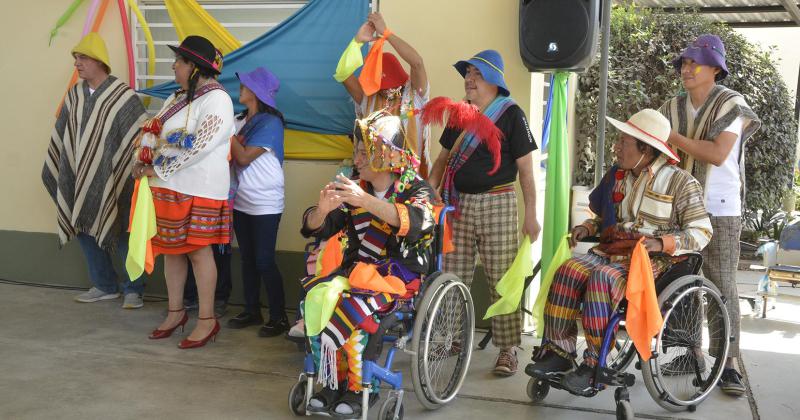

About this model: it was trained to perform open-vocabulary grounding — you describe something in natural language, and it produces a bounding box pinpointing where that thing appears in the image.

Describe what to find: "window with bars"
[132,0,308,111]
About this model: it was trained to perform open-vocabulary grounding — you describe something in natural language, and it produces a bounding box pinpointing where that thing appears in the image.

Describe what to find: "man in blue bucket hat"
[659,34,760,397]
[429,49,540,376]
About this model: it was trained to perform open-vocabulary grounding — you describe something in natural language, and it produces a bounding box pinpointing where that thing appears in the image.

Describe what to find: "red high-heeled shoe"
[178,316,220,349]
[148,308,188,340]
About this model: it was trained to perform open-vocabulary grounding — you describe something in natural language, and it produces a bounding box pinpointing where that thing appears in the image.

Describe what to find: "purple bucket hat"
[672,34,729,81]
[236,67,280,109]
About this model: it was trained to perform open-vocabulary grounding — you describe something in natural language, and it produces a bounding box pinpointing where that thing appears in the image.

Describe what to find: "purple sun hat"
[236,67,280,109]
[672,34,729,81]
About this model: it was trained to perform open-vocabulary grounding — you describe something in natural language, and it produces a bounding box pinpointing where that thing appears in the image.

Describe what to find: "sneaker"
[259,317,289,337]
[561,363,596,396]
[227,311,263,329]
[74,287,120,303]
[525,351,573,379]
[288,319,305,338]
[719,368,746,397]
[661,351,706,376]
[493,348,518,377]
[122,293,144,309]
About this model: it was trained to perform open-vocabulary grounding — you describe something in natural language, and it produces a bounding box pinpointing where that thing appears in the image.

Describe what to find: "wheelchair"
[526,252,732,419]
[288,206,475,420]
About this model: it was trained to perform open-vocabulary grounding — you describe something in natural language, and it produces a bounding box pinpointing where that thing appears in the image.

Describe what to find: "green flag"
[541,72,571,278]
[483,236,532,319]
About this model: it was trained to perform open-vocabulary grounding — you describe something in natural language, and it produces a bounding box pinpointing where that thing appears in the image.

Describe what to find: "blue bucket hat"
[672,34,729,81]
[454,49,510,96]
[236,67,280,109]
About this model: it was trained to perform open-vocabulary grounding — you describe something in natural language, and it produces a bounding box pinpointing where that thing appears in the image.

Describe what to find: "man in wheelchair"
[298,110,435,417]
[526,109,713,396]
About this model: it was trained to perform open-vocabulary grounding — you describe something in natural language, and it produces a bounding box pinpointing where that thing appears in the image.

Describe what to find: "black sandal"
[307,385,343,413]
[331,390,379,418]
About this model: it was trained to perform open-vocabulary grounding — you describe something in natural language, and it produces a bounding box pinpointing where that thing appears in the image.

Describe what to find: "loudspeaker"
[519,0,600,72]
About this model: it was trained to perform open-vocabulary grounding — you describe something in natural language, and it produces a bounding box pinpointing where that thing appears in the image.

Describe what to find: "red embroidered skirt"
[150,187,231,255]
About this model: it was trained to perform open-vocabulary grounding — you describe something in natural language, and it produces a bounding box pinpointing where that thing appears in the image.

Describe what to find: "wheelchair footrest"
[596,367,636,387]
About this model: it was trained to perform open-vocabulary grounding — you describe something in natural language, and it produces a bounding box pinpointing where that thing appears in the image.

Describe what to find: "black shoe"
[719,368,746,397]
[214,300,228,318]
[258,317,289,337]
[561,364,596,397]
[227,311,263,329]
[525,351,572,379]
[662,351,706,376]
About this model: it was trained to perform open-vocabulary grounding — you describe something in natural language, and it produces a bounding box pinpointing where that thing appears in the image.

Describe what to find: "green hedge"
[574,6,798,212]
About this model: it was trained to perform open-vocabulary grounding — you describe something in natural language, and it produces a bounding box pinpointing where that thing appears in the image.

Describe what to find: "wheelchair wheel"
[377,394,404,420]
[288,375,307,416]
[411,272,475,410]
[526,377,550,403]
[615,400,634,420]
[642,275,730,411]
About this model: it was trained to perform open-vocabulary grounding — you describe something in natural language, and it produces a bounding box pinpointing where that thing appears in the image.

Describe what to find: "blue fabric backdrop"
[139,0,368,135]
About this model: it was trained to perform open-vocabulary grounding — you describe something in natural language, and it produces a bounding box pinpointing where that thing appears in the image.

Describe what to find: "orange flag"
[433,205,454,254]
[358,29,392,96]
[625,237,664,362]
[318,232,344,277]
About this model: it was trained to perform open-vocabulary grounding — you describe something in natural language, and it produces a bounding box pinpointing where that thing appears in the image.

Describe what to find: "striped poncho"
[42,76,147,250]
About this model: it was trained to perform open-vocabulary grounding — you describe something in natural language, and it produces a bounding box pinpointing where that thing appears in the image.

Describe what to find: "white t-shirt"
[232,115,285,215]
[688,101,744,216]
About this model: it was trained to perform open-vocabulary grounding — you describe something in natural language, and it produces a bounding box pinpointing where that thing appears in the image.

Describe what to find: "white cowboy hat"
[606,109,680,162]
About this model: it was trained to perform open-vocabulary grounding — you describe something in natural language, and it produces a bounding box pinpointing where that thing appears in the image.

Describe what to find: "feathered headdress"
[420,97,503,174]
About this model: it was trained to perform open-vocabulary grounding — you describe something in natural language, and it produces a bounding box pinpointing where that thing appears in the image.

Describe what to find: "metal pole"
[594,0,612,187]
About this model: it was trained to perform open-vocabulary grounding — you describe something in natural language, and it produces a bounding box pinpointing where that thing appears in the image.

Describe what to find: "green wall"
[0,230,492,328]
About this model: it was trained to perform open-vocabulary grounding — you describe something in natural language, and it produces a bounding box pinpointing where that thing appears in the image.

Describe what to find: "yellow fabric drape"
[284,129,353,160]
[164,0,241,54]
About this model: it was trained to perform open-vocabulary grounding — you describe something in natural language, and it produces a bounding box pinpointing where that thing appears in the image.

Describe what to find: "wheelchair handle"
[434,206,455,273]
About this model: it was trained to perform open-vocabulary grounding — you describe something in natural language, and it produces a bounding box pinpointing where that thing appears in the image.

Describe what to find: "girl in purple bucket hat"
[227,66,290,337]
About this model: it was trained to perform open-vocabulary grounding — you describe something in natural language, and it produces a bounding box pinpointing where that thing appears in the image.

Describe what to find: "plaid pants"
[702,216,742,358]
[444,190,520,348]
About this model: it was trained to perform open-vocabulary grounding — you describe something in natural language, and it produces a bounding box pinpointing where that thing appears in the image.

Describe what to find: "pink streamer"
[82,0,102,35]
[116,0,135,87]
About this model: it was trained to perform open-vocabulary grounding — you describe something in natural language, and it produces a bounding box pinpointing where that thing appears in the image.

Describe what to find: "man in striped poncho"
[42,33,147,308]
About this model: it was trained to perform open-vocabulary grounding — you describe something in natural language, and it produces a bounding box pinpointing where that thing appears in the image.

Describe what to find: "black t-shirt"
[439,104,538,193]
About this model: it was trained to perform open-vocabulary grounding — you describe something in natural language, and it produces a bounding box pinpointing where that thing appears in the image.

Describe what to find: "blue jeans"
[76,233,145,295]
[233,210,285,320]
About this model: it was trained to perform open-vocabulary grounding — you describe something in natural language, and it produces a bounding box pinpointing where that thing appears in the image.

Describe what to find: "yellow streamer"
[284,130,353,160]
[127,0,154,107]
[164,0,241,54]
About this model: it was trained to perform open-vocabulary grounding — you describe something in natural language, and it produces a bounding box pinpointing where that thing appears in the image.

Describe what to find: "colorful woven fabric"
[542,252,668,366]
[150,187,231,255]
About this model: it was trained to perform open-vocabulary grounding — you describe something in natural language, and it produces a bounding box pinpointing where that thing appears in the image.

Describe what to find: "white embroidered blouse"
[150,88,235,200]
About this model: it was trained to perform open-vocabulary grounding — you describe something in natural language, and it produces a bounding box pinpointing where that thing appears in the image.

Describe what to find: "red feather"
[420,96,503,174]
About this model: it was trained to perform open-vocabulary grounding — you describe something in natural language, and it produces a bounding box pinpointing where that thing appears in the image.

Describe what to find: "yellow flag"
[532,234,572,337]
[484,236,532,319]
[164,0,241,54]
[126,177,157,280]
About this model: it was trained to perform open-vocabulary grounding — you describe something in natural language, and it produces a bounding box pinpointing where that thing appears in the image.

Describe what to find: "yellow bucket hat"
[71,32,111,71]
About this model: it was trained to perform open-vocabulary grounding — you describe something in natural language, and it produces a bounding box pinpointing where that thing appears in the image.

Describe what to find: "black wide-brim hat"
[168,35,221,74]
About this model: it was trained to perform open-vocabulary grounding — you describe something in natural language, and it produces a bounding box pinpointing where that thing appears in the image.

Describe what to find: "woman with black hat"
[132,35,235,349]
